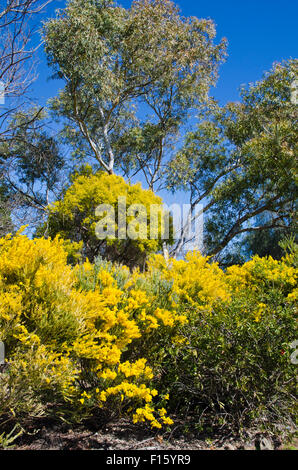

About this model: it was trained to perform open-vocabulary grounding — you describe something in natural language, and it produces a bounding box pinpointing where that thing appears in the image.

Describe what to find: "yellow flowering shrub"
[148,250,297,434]
[41,170,173,268]
[226,254,297,291]
[0,229,296,435]
[0,230,175,428]
[147,251,231,312]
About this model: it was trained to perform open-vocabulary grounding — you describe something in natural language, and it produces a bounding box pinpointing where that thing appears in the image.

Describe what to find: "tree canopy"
[40,169,172,267]
[0,0,296,266]
[166,59,297,261]
[43,0,226,188]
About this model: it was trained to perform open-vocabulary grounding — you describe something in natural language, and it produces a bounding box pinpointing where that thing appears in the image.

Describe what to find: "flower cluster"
[0,230,182,426]
[132,404,174,428]
[1,229,296,431]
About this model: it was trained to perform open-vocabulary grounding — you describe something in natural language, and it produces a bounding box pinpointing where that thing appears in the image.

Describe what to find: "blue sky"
[177,0,298,103]
[29,0,297,208]
[33,0,298,106]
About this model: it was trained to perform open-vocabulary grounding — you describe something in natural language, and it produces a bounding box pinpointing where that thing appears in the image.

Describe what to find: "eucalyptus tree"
[166,59,298,260]
[43,0,226,189]
[0,109,65,229]
[0,0,54,234]
[0,0,52,139]
[0,181,13,236]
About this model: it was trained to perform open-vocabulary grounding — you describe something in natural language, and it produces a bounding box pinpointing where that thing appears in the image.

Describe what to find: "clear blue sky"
[33,0,298,106]
[29,0,297,208]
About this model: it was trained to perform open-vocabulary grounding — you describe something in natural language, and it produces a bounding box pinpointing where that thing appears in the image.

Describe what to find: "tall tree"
[0,0,52,139]
[242,212,296,261]
[0,109,65,228]
[167,59,298,260]
[0,0,55,234]
[43,0,226,189]
[0,180,13,236]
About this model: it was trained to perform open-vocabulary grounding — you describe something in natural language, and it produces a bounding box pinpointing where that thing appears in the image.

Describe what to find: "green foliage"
[2,110,63,190]
[0,2,296,440]
[0,231,296,437]
[0,182,13,237]
[0,425,23,450]
[141,252,298,434]
[0,108,65,226]
[243,224,289,261]
[167,59,298,260]
[43,0,226,185]
[0,231,178,429]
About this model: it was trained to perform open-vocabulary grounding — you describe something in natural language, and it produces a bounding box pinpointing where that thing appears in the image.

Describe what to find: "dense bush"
[141,252,297,433]
[0,230,177,429]
[40,169,172,268]
[0,230,297,439]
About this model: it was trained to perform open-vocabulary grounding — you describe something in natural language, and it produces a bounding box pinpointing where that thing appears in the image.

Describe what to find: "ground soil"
[5,417,296,451]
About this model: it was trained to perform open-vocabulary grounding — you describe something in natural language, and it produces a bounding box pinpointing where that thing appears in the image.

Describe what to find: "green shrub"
[0,230,296,438]
[139,252,298,435]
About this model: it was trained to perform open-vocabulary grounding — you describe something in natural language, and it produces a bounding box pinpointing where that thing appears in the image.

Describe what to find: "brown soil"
[4,418,294,451]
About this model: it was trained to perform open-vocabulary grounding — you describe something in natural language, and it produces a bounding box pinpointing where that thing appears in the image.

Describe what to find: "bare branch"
[0,0,53,137]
